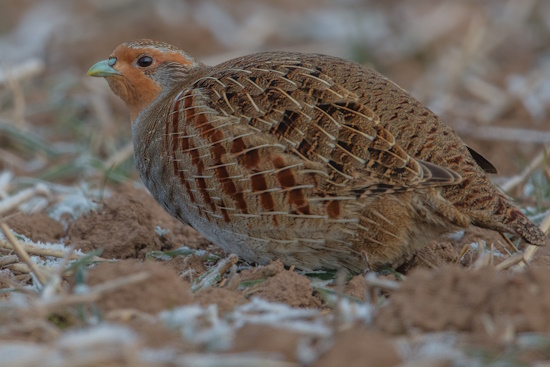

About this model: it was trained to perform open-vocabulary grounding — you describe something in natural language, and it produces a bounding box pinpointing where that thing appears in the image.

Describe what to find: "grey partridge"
[88,39,547,272]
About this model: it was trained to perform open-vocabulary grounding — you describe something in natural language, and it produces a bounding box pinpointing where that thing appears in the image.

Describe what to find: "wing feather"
[188,56,462,198]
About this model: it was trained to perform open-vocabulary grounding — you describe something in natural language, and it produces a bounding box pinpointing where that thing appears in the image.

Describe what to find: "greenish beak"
[87,60,121,77]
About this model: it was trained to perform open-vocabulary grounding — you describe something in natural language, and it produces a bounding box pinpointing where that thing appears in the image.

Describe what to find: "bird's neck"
[129,64,211,123]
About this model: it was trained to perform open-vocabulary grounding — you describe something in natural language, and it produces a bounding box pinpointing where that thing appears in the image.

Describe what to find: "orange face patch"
[106,44,196,121]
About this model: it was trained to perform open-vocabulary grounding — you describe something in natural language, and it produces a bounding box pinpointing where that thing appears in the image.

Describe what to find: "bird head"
[88,39,200,121]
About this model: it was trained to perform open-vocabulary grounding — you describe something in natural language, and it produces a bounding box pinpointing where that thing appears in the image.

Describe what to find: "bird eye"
[137,56,153,67]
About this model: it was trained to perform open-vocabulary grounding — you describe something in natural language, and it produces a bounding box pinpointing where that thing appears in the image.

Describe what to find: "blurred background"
[0,0,549,210]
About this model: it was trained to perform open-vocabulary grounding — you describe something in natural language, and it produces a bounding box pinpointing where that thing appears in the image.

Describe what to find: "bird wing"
[188,55,461,195]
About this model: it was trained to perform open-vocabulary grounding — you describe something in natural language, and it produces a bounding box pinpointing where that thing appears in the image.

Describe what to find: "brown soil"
[230,324,402,366]
[118,316,189,350]
[1,2,549,364]
[248,269,321,308]
[531,244,550,268]
[3,213,65,243]
[194,287,248,315]
[375,265,550,336]
[2,183,548,366]
[66,189,180,259]
[229,324,303,362]
[120,184,209,250]
[166,254,207,282]
[316,328,402,367]
[239,259,285,281]
[344,275,368,301]
[86,260,192,314]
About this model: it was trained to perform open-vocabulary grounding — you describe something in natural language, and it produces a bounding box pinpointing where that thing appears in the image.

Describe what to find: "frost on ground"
[1,0,550,366]
[0,183,549,366]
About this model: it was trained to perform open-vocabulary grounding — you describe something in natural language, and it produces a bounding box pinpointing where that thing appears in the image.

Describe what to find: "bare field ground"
[0,1,549,366]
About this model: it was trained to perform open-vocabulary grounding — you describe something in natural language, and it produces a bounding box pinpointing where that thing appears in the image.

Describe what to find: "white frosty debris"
[176,353,297,367]
[0,343,48,365]
[0,183,49,216]
[160,304,233,350]
[155,226,171,236]
[0,229,85,258]
[0,170,14,199]
[140,348,180,365]
[47,183,111,223]
[231,297,331,337]
[447,230,465,241]
[396,332,479,367]
[0,324,140,367]
[18,196,50,213]
[336,297,374,324]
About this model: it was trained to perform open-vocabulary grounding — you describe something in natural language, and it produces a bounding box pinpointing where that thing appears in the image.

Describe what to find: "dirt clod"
[250,269,320,308]
[122,185,208,249]
[167,254,207,282]
[376,266,550,335]
[194,287,248,315]
[345,275,368,301]
[316,328,402,367]
[229,324,302,362]
[4,213,64,244]
[67,192,173,258]
[120,317,188,350]
[239,259,285,282]
[86,260,192,314]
